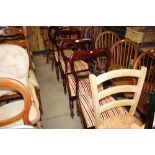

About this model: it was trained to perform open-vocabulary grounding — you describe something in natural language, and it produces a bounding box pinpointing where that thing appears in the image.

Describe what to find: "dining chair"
[48,27,80,81]
[59,38,94,95]
[0,44,43,117]
[88,66,147,128]
[0,78,40,128]
[95,31,120,72]
[110,39,139,88]
[67,48,111,118]
[133,49,155,116]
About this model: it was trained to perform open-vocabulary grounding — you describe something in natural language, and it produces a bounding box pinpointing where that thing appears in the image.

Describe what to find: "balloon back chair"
[89,66,147,128]
[133,49,155,116]
[0,44,41,128]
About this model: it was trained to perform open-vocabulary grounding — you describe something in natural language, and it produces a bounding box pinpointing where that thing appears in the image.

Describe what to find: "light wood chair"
[133,49,155,116]
[0,78,40,128]
[89,66,147,128]
[95,31,120,71]
[110,39,139,87]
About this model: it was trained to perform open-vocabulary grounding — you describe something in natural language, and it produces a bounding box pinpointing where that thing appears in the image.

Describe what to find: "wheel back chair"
[95,31,120,72]
[133,49,155,117]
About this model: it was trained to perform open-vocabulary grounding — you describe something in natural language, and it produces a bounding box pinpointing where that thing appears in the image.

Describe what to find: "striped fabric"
[68,72,91,97]
[60,59,89,74]
[78,87,128,128]
[63,49,73,59]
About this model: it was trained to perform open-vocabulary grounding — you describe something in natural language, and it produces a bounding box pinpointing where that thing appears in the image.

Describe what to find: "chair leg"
[35,88,43,115]
[69,98,74,118]
[55,62,59,81]
[63,76,67,95]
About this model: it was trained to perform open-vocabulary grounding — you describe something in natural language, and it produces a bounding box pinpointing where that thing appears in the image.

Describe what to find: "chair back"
[95,31,120,71]
[110,39,138,70]
[133,49,155,115]
[89,66,147,128]
[0,78,31,126]
[84,26,103,43]
[0,44,29,97]
[95,31,120,50]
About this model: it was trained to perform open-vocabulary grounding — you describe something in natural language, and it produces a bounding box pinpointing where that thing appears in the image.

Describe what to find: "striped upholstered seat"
[78,83,128,128]
[68,72,91,97]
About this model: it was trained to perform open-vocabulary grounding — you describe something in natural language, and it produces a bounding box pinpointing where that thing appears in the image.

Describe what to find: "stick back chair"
[133,49,155,116]
[89,66,147,128]
[95,31,120,71]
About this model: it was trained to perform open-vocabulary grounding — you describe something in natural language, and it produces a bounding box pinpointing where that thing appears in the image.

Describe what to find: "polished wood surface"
[0,78,31,126]
[133,49,155,116]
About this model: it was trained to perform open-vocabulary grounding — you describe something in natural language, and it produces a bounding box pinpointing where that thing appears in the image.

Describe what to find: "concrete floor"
[33,55,83,129]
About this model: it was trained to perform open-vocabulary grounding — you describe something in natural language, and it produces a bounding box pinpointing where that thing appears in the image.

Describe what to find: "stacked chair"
[133,49,155,117]
[0,44,41,128]
[0,27,43,117]
[46,26,154,129]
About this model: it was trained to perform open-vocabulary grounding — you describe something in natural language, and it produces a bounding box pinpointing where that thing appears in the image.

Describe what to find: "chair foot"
[36,121,43,129]
[69,100,74,118]
[55,63,59,81]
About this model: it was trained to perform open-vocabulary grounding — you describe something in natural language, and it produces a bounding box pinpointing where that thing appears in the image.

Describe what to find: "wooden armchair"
[0,78,40,128]
[89,66,147,128]
[133,49,155,116]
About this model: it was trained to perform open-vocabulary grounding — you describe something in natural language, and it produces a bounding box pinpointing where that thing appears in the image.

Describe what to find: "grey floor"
[33,55,83,129]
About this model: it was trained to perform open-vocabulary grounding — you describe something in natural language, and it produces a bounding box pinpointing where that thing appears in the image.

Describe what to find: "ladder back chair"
[89,66,147,128]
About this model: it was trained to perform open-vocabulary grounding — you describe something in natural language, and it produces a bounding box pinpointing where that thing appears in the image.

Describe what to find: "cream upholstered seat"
[0,44,41,128]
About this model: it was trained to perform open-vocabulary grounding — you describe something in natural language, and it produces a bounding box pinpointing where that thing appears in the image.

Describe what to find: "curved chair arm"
[0,78,31,126]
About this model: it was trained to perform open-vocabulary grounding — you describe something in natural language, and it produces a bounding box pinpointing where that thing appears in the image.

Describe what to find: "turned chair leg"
[55,62,59,81]
[63,76,67,95]
[69,98,74,118]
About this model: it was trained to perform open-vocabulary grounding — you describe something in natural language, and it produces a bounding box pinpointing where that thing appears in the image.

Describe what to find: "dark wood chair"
[48,27,80,81]
[145,91,155,129]
[59,38,94,94]
[67,48,111,120]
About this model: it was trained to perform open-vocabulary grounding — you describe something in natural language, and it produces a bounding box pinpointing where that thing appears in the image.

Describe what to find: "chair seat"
[68,72,91,97]
[28,69,39,89]
[99,114,143,129]
[79,91,128,128]
[0,99,40,128]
